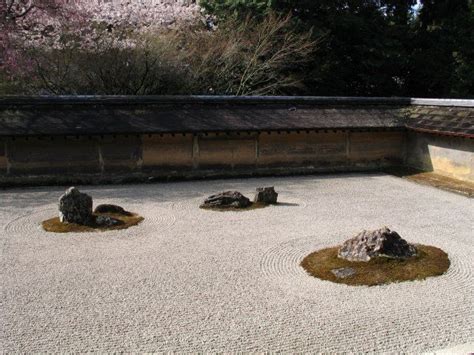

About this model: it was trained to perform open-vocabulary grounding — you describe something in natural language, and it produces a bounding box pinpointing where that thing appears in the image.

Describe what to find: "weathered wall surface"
[6,138,101,175]
[0,130,406,185]
[197,133,257,169]
[100,136,142,172]
[407,132,474,182]
[5,130,472,186]
[142,134,193,170]
[349,132,405,163]
[258,132,346,167]
[0,142,7,174]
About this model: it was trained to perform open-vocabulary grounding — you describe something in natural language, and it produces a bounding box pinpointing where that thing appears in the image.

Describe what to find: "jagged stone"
[338,227,417,262]
[254,186,278,204]
[94,204,130,215]
[200,191,251,209]
[59,187,93,225]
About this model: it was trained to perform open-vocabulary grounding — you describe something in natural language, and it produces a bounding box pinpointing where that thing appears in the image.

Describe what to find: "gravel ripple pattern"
[0,174,473,353]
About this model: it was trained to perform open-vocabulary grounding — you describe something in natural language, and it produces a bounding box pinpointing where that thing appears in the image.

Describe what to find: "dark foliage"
[201,0,474,98]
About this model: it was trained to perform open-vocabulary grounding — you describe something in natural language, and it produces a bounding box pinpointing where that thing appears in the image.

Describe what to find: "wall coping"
[410,98,474,107]
[1,95,473,107]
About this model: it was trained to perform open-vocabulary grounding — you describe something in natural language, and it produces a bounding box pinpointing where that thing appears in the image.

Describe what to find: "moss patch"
[386,167,474,197]
[301,244,450,286]
[199,202,270,212]
[406,173,474,197]
[42,212,144,233]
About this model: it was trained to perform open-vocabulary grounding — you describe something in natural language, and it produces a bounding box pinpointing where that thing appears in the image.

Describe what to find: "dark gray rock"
[331,267,356,279]
[254,186,278,204]
[200,191,251,209]
[338,227,417,262]
[59,187,93,225]
[94,204,130,215]
[95,215,121,227]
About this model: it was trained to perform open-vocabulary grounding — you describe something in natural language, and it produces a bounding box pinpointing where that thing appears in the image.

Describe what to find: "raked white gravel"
[1,173,473,353]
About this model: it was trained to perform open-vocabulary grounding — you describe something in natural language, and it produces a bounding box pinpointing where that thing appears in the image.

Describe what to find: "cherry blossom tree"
[1,0,59,23]
[0,0,87,84]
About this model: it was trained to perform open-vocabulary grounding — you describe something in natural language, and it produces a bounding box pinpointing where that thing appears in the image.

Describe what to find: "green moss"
[42,212,144,233]
[386,168,474,197]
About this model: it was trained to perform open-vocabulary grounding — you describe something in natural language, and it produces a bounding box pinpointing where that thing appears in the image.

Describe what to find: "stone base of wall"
[0,165,402,188]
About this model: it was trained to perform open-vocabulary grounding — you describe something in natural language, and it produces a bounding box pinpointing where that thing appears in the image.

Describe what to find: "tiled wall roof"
[405,106,474,138]
[0,96,472,138]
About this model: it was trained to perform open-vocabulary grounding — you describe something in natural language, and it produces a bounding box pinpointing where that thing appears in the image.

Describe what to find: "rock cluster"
[58,187,126,226]
[200,191,251,209]
[254,187,278,204]
[338,227,417,262]
[201,187,280,209]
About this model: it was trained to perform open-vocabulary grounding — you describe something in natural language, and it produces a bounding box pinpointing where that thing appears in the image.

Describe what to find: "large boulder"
[59,187,93,225]
[254,187,278,204]
[338,227,417,262]
[200,191,251,209]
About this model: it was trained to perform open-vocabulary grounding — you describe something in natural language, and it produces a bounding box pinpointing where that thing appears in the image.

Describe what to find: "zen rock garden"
[200,187,278,210]
[42,187,143,233]
[3,175,468,353]
[42,186,450,286]
[301,227,450,286]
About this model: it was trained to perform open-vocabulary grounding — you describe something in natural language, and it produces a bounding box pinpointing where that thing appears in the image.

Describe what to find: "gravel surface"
[1,173,473,353]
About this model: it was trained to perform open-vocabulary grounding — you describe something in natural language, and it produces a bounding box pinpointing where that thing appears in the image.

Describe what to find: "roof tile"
[0,98,472,138]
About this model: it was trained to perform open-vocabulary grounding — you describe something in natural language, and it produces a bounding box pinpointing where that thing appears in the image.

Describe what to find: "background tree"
[406,0,474,97]
[0,0,86,93]
[1,0,59,23]
[184,13,317,95]
[201,0,474,98]
[12,12,316,95]
[2,0,474,97]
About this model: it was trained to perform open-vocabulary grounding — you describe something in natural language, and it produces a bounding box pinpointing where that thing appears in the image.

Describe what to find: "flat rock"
[59,187,93,225]
[254,187,278,204]
[95,215,121,227]
[331,267,356,279]
[200,191,251,209]
[94,204,130,215]
[338,227,417,262]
